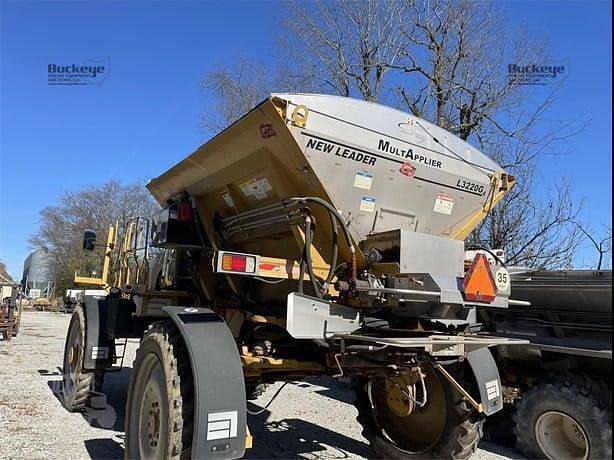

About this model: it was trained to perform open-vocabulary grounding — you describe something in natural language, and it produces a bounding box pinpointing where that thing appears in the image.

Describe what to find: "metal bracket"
[435,364,484,413]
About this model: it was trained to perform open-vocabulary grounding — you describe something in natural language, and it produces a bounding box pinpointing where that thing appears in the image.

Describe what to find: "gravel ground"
[0,311,519,459]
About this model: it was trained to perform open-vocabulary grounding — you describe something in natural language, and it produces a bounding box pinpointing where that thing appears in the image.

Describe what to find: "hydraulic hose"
[303,215,323,297]
[323,209,339,290]
[466,244,507,267]
[285,197,356,280]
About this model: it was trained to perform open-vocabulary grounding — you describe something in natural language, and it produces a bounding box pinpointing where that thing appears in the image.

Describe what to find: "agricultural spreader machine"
[62,94,527,459]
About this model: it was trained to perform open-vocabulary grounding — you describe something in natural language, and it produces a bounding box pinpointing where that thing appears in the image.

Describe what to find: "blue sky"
[0,1,611,279]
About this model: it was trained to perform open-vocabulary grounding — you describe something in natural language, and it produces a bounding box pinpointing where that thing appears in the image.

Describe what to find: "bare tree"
[283,0,403,102]
[392,0,556,142]
[201,0,587,268]
[391,0,585,267]
[201,0,405,126]
[471,177,583,268]
[201,1,403,132]
[201,58,274,134]
[574,223,612,270]
[29,181,159,294]
[200,56,315,134]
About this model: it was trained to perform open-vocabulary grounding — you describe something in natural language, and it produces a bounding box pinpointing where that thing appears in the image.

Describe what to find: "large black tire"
[354,364,484,459]
[515,373,612,460]
[62,305,103,411]
[125,321,194,460]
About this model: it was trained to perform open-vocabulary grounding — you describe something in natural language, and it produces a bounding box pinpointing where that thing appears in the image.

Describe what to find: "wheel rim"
[535,411,589,460]
[136,353,168,460]
[63,316,82,396]
[369,365,446,453]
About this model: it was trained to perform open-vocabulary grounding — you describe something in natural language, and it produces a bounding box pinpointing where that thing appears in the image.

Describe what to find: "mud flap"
[82,296,114,370]
[82,294,137,371]
[467,347,503,416]
[163,306,247,460]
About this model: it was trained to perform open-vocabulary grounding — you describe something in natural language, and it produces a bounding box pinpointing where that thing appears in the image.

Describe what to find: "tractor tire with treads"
[515,373,612,460]
[62,305,103,411]
[125,321,194,460]
[354,364,484,459]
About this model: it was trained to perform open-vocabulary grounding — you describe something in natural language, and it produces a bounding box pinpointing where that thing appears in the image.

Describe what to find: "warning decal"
[354,171,373,190]
[433,193,455,215]
[221,191,235,208]
[360,195,376,212]
[239,175,272,200]
[485,379,501,401]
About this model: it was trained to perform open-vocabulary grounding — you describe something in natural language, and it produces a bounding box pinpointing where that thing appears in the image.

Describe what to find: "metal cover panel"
[286,293,360,339]
[400,231,464,277]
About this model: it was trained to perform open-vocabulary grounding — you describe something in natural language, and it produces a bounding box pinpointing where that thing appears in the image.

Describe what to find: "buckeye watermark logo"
[48,58,110,86]
[507,59,569,86]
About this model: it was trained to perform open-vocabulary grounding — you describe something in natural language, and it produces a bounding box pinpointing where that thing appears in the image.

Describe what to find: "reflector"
[463,253,497,302]
[219,252,257,274]
[177,200,192,222]
[231,255,247,272]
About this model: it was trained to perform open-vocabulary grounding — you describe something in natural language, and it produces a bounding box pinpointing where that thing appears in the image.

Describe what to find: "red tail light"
[217,252,258,275]
[177,201,192,222]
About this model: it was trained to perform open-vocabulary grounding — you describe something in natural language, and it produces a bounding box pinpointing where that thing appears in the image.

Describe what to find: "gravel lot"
[0,311,518,459]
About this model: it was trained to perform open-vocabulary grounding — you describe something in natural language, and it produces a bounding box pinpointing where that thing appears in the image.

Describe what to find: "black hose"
[324,210,339,289]
[285,197,354,254]
[298,222,307,294]
[303,216,323,297]
[466,244,507,267]
[246,381,290,416]
[286,196,356,284]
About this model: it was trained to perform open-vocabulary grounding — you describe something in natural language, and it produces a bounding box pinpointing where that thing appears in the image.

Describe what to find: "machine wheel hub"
[69,345,79,367]
[369,364,446,453]
[145,389,161,448]
[385,374,416,417]
[136,354,167,457]
[535,411,589,460]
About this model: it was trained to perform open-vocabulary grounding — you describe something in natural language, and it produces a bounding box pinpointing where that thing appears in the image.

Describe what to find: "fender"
[467,347,503,416]
[82,296,114,370]
[82,294,137,370]
[163,306,247,460]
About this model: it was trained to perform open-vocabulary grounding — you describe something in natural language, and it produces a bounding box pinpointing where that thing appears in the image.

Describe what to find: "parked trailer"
[0,285,20,340]
[481,269,612,460]
[61,94,526,459]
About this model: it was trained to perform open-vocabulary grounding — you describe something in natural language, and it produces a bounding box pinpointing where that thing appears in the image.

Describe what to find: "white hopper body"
[147,94,513,266]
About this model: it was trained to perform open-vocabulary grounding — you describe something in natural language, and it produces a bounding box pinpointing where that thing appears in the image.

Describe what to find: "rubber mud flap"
[163,306,247,460]
[467,347,503,415]
[82,296,114,370]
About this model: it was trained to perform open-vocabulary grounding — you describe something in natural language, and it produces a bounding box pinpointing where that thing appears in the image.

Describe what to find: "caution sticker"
[239,176,272,200]
[360,195,376,212]
[354,171,373,190]
[485,379,501,400]
[433,193,455,215]
[221,191,235,208]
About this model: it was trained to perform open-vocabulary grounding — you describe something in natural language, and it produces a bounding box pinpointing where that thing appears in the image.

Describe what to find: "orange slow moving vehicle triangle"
[463,253,497,303]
